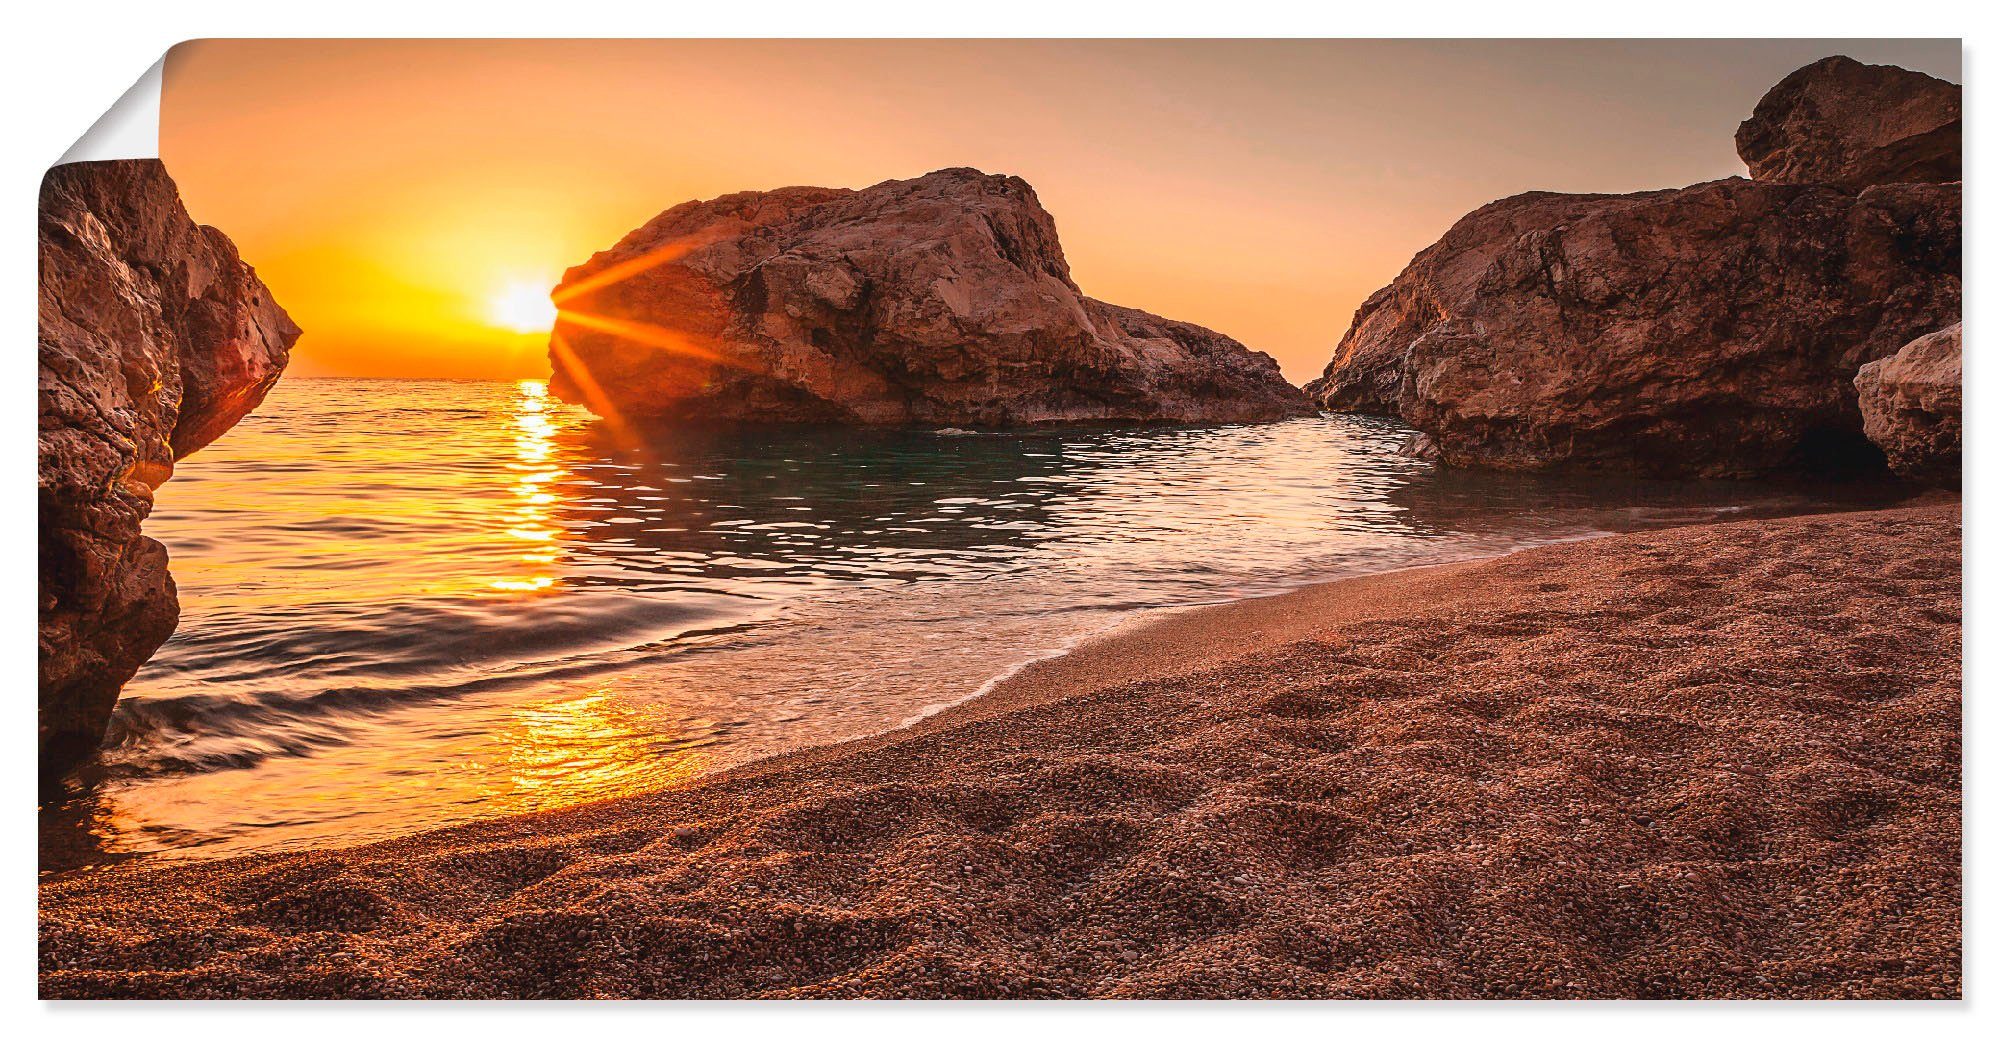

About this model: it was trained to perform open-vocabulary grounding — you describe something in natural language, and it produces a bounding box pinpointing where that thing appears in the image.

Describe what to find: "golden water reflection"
[492,379,564,593]
[41,379,745,867]
[481,692,714,813]
[57,686,719,867]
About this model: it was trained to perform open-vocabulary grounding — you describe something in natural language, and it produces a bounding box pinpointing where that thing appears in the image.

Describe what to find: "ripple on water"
[39,377,1915,872]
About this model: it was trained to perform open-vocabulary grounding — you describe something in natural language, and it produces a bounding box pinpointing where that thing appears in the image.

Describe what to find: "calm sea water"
[39,378,1907,871]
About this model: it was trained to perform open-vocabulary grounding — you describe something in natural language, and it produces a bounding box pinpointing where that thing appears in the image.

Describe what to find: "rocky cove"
[37,51,1962,1000]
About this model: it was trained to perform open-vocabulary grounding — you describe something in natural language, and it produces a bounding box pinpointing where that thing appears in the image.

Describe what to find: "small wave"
[153,591,760,686]
[104,595,772,780]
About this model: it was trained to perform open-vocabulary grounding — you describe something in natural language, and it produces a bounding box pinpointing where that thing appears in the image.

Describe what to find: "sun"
[487,279,559,333]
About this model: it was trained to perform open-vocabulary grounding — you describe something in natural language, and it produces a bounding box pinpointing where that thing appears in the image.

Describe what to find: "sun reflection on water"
[484,692,714,813]
[492,379,564,592]
[54,687,723,868]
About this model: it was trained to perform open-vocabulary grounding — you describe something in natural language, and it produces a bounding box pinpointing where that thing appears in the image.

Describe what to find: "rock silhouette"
[38,160,298,773]
[550,168,1311,426]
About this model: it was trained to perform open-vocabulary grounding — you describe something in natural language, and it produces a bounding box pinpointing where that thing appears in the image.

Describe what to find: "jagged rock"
[1736,55,1961,189]
[1857,323,1961,486]
[549,168,1310,425]
[38,159,299,773]
[1308,58,1961,478]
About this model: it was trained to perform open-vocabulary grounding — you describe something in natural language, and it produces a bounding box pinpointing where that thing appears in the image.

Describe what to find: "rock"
[1307,179,1959,477]
[1736,56,1960,190]
[1308,58,1961,479]
[1856,323,1961,486]
[38,160,299,773]
[549,168,1311,425]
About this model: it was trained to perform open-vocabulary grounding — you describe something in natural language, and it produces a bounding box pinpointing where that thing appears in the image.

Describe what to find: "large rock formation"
[1857,323,1961,487]
[550,168,1310,425]
[1736,56,1962,189]
[39,160,298,773]
[1308,179,1960,477]
[1308,58,1960,478]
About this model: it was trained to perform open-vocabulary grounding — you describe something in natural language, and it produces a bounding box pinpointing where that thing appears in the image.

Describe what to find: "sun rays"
[548,228,731,308]
[553,310,742,370]
[537,229,754,445]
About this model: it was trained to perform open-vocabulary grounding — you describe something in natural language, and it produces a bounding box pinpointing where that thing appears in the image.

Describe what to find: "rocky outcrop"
[1308,179,1960,477]
[1857,323,1961,487]
[1309,57,1961,478]
[1736,56,1961,189]
[550,168,1311,425]
[39,160,299,773]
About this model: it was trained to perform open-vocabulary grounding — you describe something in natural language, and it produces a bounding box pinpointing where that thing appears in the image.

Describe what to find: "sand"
[38,504,1962,999]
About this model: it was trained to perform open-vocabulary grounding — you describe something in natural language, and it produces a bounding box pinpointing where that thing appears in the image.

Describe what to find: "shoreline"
[40,539,1569,879]
[40,527,1602,878]
[41,503,1961,997]
[709,532,1623,789]
[730,513,1814,786]
[43,517,1633,877]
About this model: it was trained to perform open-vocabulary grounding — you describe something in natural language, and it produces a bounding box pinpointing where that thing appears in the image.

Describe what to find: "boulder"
[1736,55,1961,190]
[549,168,1311,425]
[1857,323,1961,486]
[1308,58,1961,478]
[38,159,299,773]
[1307,179,1958,477]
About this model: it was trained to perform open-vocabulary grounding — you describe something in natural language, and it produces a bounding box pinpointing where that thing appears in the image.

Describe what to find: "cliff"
[38,159,299,773]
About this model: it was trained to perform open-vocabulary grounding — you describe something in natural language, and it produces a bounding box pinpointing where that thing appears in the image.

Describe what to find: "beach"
[38,502,1961,998]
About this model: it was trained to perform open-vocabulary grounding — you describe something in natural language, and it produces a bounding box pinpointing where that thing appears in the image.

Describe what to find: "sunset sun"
[487,279,558,333]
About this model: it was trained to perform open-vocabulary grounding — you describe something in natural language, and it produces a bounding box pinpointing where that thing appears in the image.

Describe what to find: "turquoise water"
[39,377,1906,871]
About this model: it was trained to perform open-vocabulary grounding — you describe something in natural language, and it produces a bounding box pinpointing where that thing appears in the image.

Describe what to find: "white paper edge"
[57,56,164,165]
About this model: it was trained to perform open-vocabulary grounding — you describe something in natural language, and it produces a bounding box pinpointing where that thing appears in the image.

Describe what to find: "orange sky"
[159,39,1961,383]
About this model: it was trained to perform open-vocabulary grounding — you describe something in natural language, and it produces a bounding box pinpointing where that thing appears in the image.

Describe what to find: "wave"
[103,593,769,779]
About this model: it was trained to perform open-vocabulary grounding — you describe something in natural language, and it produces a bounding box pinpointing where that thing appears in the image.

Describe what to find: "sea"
[37,377,1908,872]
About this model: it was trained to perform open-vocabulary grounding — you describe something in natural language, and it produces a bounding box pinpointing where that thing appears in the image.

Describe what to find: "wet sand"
[39,504,1961,998]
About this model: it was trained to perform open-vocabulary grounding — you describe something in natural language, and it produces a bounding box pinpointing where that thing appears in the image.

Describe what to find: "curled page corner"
[57,56,165,165]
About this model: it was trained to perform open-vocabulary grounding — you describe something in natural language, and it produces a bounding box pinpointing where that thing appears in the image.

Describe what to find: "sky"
[159,39,1961,383]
